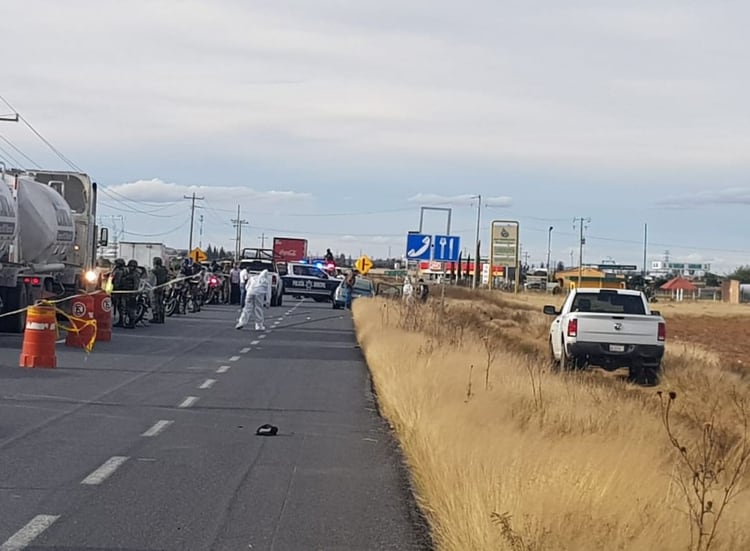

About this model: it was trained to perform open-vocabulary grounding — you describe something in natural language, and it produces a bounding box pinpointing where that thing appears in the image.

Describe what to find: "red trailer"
[272,237,308,262]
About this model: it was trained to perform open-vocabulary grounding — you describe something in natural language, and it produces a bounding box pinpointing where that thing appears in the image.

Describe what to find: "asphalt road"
[0,300,429,551]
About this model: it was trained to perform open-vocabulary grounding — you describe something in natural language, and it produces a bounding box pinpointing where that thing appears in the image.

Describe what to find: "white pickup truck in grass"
[543,288,666,384]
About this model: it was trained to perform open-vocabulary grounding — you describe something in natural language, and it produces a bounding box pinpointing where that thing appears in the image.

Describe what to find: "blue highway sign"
[433,235,461,262]
[406,234,432,260]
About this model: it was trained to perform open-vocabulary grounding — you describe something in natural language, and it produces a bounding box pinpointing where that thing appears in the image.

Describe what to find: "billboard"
[490,221,519,267]
[272,237,308,261]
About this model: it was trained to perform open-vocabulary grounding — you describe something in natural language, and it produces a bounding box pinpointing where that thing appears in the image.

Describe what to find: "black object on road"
[256,424,278,436]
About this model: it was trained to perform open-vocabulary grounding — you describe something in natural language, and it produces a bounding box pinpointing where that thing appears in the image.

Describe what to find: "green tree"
[727,265,750,284]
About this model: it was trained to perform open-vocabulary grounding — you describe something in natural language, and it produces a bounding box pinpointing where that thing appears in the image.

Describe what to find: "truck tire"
[629,363,660,386]
[0,284,28,334]
[559,341,584,371]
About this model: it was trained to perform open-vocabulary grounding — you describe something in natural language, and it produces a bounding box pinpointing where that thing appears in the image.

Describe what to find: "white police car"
[280,262,340,302]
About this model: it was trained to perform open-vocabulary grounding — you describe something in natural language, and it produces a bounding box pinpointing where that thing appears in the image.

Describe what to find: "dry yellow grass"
[354,294,750,551]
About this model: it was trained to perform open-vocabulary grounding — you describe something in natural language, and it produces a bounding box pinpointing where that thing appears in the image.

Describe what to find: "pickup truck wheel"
[629,363,660,386]
[559,340,578,371]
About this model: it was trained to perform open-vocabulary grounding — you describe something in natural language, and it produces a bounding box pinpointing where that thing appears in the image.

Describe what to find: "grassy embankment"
[353,289,750,551]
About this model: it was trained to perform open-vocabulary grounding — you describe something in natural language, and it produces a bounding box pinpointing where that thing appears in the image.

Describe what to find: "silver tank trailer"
[0,174,18,261]
[16,176,76,266]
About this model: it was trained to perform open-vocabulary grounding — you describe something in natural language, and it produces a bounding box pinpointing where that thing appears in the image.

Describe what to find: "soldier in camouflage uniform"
[112,258,127,327]
[150,257,169,324]
[120,260,141,329]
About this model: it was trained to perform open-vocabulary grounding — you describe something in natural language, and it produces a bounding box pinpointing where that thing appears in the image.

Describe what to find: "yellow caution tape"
[37,301,98,353]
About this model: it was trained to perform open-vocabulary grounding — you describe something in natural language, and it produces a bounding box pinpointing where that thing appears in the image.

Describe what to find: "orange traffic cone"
[19,304,57,369]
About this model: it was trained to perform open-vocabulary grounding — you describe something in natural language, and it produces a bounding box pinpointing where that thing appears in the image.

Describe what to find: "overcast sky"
[1,0,749,272]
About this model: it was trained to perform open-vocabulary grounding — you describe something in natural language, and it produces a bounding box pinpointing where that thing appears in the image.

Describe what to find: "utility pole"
[546,226,554,282]
[231,205,248,260]
[472,194,482,289]
[573,217,591,288]
[184,192,204,252]
[198,214,204,248]
[258,233,266,248]
[642,223,648,278]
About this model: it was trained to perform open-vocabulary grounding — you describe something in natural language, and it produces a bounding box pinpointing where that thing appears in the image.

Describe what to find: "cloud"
[656,187,750,208]
[103,178,313,205]
[408,193,512,207]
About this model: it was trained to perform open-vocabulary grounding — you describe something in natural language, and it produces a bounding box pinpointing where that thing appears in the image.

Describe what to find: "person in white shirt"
[239,266,249,308]
[236,269,272,331]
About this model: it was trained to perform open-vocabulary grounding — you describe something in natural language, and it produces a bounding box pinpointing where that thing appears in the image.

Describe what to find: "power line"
[0,93,82,171]
[122,217,191,238]
[0,134,40,168]
[0,143,23,167]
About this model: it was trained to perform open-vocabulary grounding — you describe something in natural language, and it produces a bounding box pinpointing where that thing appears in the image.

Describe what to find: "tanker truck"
[0,167,108,332]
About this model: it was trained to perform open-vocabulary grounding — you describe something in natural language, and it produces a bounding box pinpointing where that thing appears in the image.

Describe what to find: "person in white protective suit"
[235,269,272,331]
[402,276,414,302]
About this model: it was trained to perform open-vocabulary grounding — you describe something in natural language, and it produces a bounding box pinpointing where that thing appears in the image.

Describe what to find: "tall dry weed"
[354,295,750,551]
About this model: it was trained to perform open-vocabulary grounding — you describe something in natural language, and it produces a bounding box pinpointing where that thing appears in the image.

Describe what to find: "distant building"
[649,261,710,279]
[555,267,626,291]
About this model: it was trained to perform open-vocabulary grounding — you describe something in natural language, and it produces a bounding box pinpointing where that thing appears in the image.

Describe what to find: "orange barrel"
[19,305,57,369]
[65,294,97,349]
[91,291,112,342]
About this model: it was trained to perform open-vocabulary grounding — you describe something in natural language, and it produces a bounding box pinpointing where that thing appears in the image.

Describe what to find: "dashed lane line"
[228,356,241,362]
[239,347,251,354]
[0,514,60,551]
[199,379,217,390]
[178,396,199,409]
[250,340,260,345]
[141,420,173,438]
[81,456,129,486]
[216,365,231,374]
[258,334,267,340]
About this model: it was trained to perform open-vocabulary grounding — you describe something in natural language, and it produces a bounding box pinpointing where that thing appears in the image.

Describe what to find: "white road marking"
[239,347,251,354]
[178,396,199,408]
[142,420,173,437]
[216,365,231,374]
[228,356,241,362]
[55,338,65,344]
[1,514,60,551]
[259,334,267,339]
[250,340,260,345]
[199,379,217,390]
[81,456,129,485]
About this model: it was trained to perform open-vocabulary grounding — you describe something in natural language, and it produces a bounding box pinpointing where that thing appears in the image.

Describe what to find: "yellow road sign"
[190,247,208,263]
[355,255,373,274]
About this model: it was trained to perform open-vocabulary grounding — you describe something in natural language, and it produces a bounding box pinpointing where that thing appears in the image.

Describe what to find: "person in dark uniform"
[417,278,430,303]
[112,258,127,327]
[120,259,141,328]
[151,257,169,324]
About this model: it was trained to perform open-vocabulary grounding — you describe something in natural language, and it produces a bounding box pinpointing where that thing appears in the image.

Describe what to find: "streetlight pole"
[472,194,481,289]
[546,226,553,282]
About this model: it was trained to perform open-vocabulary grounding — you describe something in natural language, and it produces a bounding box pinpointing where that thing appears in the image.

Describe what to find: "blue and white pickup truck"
[279,262,340,302]
[544,288,666,384]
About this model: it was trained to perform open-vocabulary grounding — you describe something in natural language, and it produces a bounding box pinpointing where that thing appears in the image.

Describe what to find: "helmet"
[114,258,126,267]
[127,260,138,268]
[153,257,163,266]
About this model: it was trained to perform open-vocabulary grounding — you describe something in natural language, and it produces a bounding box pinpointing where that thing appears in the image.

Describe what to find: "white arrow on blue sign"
[406,234,432,260]
[433,235,461,262]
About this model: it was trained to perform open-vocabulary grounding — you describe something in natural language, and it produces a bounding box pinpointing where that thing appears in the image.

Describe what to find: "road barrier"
[92,291,113,342]
[64,295,97,351]
[19,304,58,368]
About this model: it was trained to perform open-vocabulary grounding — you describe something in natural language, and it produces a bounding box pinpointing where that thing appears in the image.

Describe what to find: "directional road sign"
[355,255,374,275]
[433,235,461,262]
[406,234,432,260]
[190,247,208,263]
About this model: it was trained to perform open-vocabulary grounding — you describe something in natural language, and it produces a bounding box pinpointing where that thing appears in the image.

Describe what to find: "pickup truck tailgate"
[575,314,661,345]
